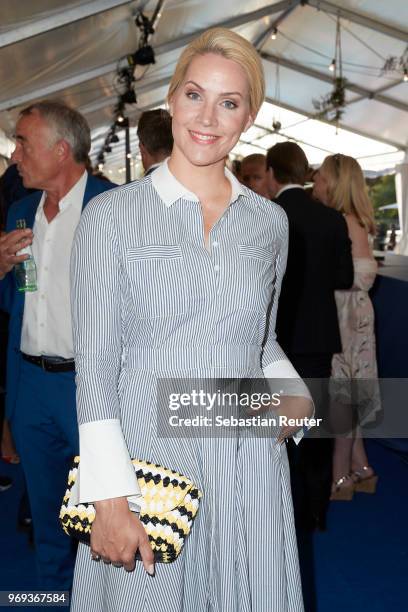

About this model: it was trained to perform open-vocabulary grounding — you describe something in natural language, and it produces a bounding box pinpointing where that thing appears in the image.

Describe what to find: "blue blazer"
[0,174,115,420]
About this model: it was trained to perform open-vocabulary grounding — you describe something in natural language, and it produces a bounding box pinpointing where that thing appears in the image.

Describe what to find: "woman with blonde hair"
[70,27,311,611]
[313,154,380,500]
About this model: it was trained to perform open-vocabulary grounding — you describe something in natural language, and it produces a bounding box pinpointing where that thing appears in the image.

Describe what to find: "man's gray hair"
[20,100,91,164]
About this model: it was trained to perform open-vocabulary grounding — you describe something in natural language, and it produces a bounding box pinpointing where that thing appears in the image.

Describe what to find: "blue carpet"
[313,440,408,612]
[1,439,407,611]
[0,459,37,591]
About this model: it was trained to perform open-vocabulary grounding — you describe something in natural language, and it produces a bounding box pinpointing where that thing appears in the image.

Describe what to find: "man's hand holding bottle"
[0,228,33,280]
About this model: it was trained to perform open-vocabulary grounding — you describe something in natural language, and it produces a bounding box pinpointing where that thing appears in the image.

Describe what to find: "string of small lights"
[95,2,166,179]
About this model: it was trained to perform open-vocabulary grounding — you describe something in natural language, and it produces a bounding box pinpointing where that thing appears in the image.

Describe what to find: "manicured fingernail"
[146,564,155,576]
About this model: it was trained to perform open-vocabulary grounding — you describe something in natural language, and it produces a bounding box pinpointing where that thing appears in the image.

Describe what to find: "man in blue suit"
[0,101,115,589]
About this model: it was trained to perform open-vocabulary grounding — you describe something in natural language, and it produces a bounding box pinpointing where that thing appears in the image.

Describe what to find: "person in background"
[375,222,387,251]
[0,101,115,589]
[313,153,380,500]
[240,152,269,197]
[266,142,354,531]
[0,163,37,498]
[0,163,37,217]
[136,108,173,176]
[0,163,35,466]
[230,158,242,181]
[0,375,12,490]
[303,166,317,198]
[387,223,397,250]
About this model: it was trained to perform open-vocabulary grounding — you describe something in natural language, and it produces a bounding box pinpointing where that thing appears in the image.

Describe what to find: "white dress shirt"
[20,171,87,358]
[275,184,305,198]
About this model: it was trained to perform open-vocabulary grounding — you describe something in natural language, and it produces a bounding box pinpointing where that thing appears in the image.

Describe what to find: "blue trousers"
[12,359,79,590]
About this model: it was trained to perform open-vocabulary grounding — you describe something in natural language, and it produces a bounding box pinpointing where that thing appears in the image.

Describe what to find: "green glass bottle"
[15,219,37,292]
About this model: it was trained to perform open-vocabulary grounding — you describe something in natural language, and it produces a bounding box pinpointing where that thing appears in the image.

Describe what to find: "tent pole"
[125,124,131,184]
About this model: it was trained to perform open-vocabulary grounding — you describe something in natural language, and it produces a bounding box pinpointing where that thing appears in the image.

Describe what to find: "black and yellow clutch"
[59,456,202,563]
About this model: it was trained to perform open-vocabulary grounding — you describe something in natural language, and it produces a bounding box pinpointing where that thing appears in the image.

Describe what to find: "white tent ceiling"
[1,0,407,181]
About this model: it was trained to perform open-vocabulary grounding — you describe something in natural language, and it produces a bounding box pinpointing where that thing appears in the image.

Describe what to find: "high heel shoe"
[352,466,378,494]
[330,474,354,501]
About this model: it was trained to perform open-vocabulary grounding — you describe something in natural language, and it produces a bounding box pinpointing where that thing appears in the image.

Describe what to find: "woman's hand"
[276,395,314,443]
[91,497,154,574]
[247,393,314,443]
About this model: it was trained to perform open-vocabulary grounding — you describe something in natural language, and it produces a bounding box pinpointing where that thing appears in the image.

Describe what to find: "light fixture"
[114,101,126,125]
[271,27,278,41]
[120,89,137,105]
[126,153,132,159]
[329,59,336,72]
[404,69,408,82]
[98,163,104,171]
[127,44,155,67]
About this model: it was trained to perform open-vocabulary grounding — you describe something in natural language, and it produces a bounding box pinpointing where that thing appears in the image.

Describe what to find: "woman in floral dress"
[313,154,380,500]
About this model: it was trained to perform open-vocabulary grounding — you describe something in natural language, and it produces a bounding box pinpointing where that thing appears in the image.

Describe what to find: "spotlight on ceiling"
[120,89,137,105]
[127,44,155,67]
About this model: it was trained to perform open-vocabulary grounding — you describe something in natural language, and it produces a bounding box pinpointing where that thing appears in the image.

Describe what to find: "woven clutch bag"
[60,456,202,563]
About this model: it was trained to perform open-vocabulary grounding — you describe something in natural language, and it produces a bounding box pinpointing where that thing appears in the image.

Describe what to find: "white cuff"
[263,358,304,380]
[263,359,314,445]
[70,419,142,509]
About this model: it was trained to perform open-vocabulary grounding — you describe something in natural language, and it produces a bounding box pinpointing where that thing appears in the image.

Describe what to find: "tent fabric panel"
[325,0,408,32]
[0,4,136,107]
[0,0,77,30]
[340,99,408,149]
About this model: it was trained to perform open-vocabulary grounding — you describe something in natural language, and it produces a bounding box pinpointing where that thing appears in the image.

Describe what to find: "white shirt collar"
[151,158,246,207]
[144,162,162,176]
[36,170,88,216]
[275,184,305,198]
[59,170,88,211]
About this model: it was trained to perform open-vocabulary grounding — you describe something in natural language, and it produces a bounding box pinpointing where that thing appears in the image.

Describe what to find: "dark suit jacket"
[144,163,161,177]
[275,187,353,355]
[0,173,115,419]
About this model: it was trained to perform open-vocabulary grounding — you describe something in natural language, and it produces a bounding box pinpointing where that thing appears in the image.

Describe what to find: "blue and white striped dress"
[70,163,304,612]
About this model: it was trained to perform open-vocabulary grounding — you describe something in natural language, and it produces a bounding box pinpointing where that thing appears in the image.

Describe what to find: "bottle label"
[15,259,37,292]
[15,219,37,291]
[16,245,32,257]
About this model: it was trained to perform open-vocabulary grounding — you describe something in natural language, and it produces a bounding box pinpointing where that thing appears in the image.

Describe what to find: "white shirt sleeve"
[68,419,142,511]
[263,358,314,444]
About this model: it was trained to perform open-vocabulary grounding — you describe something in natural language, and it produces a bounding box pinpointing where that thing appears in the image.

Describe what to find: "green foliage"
[312,77,347,123]
[367,174,398,224]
